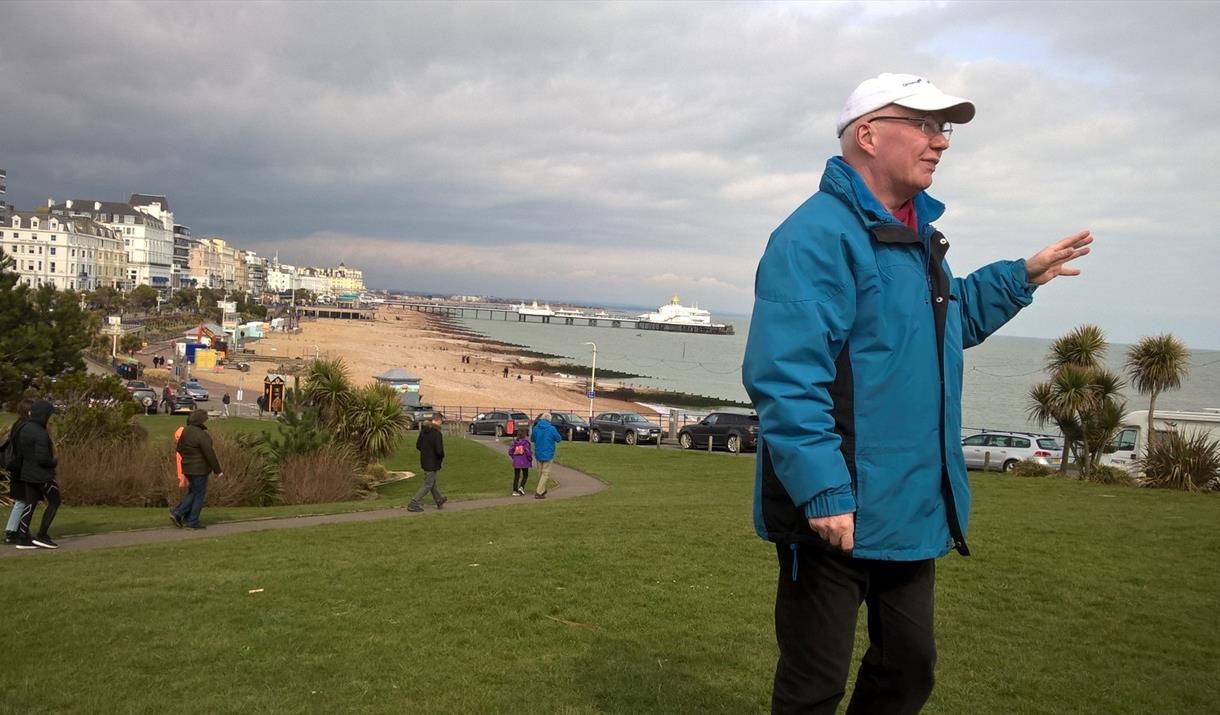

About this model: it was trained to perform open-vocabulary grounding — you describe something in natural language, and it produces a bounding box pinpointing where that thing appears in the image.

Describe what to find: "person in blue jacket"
[530,413,563,499]
[742,73,1093,715]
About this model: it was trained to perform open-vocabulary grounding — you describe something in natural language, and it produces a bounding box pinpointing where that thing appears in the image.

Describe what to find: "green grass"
[30,420,512,537]
[2,447,1218,714]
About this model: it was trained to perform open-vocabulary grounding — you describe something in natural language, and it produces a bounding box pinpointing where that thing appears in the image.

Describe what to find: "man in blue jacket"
[530,413,563,499]
[742,73,1092,714]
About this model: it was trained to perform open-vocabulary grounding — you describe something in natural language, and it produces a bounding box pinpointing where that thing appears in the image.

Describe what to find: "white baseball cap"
[836,73,975,137]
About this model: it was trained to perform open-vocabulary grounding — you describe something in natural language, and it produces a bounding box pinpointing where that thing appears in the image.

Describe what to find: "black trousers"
[772,543,937,715]
[512,468,529,491]
[16,480,61,539]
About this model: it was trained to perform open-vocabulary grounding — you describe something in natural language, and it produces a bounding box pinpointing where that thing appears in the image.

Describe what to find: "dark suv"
[468,410,531,437]
[405,405,445,430]
[589,412,664,445]
[678,411,759,453]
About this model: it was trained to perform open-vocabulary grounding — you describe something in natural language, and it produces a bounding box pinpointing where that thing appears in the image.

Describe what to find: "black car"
[170,394,198,415]
[678,411,759,453]
[468,410,531,437]
[544,411,590,441]
[589,412,664,445]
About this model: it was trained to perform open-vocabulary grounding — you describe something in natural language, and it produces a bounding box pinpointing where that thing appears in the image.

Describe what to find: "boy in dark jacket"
[14,399,61,549]
[408,415,447,512]
[170,409,224,529]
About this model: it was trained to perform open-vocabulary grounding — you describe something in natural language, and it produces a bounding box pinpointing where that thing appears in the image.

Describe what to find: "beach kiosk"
[264,374,287,414]
[374,368,423,408]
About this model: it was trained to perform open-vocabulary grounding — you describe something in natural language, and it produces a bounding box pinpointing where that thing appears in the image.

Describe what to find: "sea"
[456,315,1220,433]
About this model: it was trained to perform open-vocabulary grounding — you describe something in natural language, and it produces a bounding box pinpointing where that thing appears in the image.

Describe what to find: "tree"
[1125,334,1190,449]
[170,287,198,312]
[340,383,409,462]
[0,250,98,405]
[1027,325,1126,477]
[86,285,126,314]
[303,357,353,428]
[129,284,160,312]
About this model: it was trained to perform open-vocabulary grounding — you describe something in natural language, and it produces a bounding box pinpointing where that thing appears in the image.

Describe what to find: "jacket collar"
[819,156,945,239]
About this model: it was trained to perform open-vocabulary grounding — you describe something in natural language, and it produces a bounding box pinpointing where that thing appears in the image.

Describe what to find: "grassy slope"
[2,445,1217,713]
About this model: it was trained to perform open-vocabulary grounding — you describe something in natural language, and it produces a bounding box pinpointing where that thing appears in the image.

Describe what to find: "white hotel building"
[49,195,174,290]
[5,211,130,291]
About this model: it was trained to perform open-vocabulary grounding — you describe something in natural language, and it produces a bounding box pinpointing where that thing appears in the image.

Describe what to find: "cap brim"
[894,95,975,124]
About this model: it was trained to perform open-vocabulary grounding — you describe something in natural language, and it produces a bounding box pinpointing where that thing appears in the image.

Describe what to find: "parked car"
[405,405,446,430]
[181,379,209,402]
[130,387,159,415]
[468,410,531,437]
[125,380,150,393]
[961,431,1062,472]
[589,412,664,445]
[170,394,198,415]
[545,411,591,441]
[678,411,759,453]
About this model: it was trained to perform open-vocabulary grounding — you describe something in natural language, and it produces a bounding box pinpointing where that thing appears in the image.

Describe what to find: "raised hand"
[1026,230,1093,286]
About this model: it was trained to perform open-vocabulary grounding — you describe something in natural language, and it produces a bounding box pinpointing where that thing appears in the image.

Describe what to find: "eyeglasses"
[868,116,953,138]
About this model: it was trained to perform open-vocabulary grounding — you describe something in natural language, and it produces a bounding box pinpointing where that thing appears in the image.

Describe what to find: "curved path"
[0,437,606,558]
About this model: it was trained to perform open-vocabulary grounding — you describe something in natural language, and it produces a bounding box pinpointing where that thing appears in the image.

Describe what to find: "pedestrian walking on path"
[508,429,532,496]
[222,392,231,417]
[408,415,447,512]
[12,400,62,549]
[531,413,562,499]
[170,410,224,529]
[3,399,33,546]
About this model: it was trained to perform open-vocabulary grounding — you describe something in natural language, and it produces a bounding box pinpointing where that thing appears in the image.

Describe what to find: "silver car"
[961,431,1063,472]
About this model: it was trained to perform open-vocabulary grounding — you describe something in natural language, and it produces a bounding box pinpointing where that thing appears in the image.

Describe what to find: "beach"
[184,308,648,416]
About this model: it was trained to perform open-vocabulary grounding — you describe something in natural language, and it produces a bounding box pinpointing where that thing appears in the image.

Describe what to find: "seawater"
[457,316,1220,432]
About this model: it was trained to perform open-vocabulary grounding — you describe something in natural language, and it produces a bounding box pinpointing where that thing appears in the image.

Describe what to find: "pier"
[384,302,734,335]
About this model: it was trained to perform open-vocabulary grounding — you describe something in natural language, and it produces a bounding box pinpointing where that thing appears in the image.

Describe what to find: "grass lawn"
[21,417,512,537]
[2,446,1218,714]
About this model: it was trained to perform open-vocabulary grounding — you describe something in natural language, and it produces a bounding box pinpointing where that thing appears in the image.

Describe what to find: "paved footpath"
[1,438,605,558]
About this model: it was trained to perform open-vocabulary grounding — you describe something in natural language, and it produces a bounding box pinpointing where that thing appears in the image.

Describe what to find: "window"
[50,263,56,272]
[1114,428,1138,452]
[963,435,989,447]
[1037,438,1061,450]
[49,247,56,255]
[1012,437,1030,449]
[703,415,719,425]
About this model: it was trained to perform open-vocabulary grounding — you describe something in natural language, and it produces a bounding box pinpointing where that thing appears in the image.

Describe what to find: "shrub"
[1084,464,1133,486]
[53,402,145,447]
[1139,430,1220,492]
[1010,461,1054,478]
[279,444,369,504]
[206,433,281,507]
[57,433,280,508]
[57,440,168,506]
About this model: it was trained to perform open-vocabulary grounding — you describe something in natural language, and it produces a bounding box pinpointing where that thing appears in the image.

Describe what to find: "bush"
[58,440,169,506]
[1084,464,1133,486]
[1010,461,1054,478]
[54,402,144,447]
[279,444,369,504]
[58,433,280,508]
[1139,430,1220,492]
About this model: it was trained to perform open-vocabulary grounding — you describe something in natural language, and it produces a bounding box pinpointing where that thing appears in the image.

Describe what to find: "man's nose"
[930,132,950,150]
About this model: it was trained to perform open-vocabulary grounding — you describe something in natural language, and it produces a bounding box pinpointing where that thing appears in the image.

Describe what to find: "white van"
[1099,408,1220,472]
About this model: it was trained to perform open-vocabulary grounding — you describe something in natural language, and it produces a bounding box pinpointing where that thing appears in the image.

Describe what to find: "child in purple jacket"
[508,429,533,496]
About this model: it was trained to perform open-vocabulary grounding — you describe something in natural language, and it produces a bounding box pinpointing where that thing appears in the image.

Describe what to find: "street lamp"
[583,341,597,421]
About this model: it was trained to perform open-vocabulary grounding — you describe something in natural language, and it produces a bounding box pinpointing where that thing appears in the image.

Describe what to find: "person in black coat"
[408,415,447,512]
[14,399,61,549]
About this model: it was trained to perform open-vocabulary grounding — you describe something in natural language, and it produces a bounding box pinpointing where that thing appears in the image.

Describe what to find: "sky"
[2,1,1218,349]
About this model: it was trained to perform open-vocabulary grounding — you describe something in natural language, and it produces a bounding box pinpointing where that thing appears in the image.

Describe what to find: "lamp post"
[583,341,597,421]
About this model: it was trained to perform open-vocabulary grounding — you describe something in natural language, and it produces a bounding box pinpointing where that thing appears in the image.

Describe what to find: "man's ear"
[854,120,879,157]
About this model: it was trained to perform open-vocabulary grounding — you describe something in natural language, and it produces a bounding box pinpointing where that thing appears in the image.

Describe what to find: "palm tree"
[303,357,352,428]
[1047,324,1106,373]
[1049,364,1102,477]
[341,383,410,462]
[1125,334,1190,450]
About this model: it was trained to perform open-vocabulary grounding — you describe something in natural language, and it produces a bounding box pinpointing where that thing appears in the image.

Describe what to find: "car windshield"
[1037,438,1061,450]
[623,414,650,423]
[554,413,586,424]
[511,412,529,420]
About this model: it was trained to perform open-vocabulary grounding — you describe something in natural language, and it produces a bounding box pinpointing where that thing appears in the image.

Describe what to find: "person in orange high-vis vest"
[173,426,187,489]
